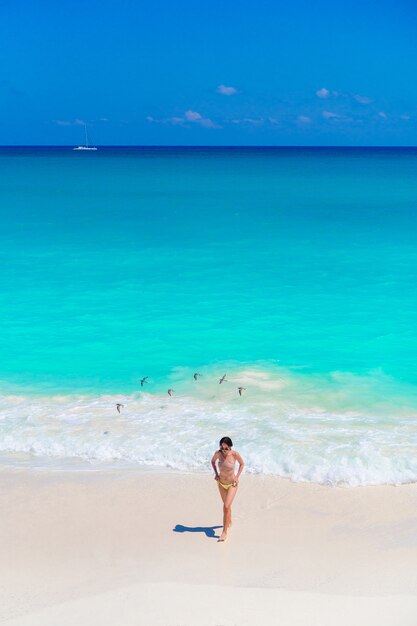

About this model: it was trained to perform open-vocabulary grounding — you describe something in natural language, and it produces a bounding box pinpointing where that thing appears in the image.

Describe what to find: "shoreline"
[3,457,417,487]
[1,468,417,625]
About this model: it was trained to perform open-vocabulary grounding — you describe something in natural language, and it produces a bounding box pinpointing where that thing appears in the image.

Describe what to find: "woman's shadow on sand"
[173,524,222,539]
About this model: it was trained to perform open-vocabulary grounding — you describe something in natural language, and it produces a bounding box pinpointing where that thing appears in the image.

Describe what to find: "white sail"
[73,123,97,151]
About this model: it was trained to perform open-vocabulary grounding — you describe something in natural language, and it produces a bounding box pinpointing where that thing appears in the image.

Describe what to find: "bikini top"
[218,451,235,469]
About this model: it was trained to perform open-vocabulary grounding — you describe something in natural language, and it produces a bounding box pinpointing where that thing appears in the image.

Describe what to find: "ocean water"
[0,146,416,485]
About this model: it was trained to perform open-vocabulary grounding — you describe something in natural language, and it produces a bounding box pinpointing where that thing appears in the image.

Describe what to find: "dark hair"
[219,436,233,448]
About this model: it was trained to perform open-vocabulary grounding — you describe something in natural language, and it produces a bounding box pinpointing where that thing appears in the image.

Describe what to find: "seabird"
[193,373,202,381]
[168,389,175,396]
[238,387,246,396]
[116,403,124,413]
[140,377,148,387]
[219,374,227,384]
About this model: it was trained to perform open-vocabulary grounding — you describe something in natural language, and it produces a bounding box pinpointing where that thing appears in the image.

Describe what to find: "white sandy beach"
[1,468,417,625]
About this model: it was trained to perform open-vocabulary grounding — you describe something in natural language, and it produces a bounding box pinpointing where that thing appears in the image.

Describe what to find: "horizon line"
[0,144,417,149]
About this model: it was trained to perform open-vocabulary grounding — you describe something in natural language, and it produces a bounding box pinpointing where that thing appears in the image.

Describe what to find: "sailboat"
[73,123,97,151]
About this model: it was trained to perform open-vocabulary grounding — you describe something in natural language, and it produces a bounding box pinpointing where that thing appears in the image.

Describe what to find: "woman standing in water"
[211,436,245,542]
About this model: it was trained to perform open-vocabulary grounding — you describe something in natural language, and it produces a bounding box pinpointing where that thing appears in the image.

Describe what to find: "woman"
[211,436,245,542]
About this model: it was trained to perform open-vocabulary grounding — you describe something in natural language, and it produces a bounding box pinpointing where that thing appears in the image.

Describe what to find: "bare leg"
[218,484,238,541]
[217,481,228,525]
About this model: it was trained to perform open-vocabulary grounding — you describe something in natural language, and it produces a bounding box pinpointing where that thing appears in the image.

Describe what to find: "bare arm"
[234,451,245,482]
[211,451,220,480]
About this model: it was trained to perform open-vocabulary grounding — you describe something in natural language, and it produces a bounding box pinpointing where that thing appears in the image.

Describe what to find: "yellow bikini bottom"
[218,480,237,490]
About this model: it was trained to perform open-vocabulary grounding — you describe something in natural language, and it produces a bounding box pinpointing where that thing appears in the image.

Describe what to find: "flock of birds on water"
[115,373,247,413]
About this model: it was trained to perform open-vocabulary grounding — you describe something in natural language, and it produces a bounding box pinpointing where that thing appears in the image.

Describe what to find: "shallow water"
[1,147,416,484]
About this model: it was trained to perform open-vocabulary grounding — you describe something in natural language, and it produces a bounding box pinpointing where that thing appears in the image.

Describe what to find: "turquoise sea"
[0,147,416,484]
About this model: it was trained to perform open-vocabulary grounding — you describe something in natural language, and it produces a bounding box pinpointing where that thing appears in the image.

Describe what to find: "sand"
[1,468,417,625]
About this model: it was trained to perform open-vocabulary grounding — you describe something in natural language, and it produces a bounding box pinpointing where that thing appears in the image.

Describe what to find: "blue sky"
[1,0,417,145]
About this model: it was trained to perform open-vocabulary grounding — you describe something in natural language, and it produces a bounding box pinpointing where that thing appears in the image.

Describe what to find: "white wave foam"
[0,365,417,485]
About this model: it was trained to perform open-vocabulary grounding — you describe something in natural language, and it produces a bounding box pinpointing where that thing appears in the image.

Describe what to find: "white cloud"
[185,110,219,127]
[168,116,186,125]
[378,111,388,119]
[200,118,218,128]
[53,118,86,126]
[231,117,264,125]
[400,114,411,120]
[353,94,372,104]
[217,84,238,96]
[322,110,345,119]
[316,87,330,99]
[316,89,373,105]
[184,110,202,122]
[100,117,109,122]
[297,115,312,124]
[153,110,220,128]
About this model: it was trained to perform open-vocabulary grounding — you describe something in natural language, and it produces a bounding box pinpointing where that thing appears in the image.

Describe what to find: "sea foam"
[1,365,416,486]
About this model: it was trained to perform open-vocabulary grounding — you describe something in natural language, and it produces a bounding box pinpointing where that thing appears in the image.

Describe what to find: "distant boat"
[73,123,97,151]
